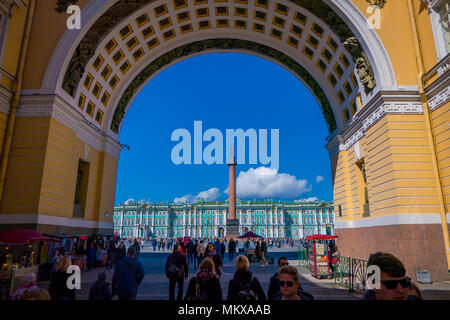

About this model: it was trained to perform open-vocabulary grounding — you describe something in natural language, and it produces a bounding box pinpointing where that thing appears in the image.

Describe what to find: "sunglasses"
[279,281,294,287]
[381,277,411,290]
[280,263,289,266]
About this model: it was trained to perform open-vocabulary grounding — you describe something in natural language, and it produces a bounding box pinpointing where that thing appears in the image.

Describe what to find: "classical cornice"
[17,94,122,159]
[428,86,449,112]
[339,91,424,151]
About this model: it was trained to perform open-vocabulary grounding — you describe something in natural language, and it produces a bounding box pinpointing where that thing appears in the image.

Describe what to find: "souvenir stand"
[305,234,338,279]
[0,229,60,299]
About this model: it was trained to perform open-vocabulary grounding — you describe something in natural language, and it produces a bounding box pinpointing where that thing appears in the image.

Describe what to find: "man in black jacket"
[267,256,289,300]
[112,246,145,300]
[89,272,112,300]
[228,238,236,261]
[165,244,189,301]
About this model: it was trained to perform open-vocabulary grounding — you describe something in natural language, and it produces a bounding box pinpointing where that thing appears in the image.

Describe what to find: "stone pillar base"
[335,223,450,282]
[226,219,240,238]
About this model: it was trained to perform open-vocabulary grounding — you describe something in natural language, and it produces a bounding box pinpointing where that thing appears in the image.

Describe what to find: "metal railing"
[298,247,308,266]
[334,257,368,293]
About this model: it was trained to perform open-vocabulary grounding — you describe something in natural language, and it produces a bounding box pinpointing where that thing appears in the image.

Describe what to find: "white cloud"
[294,197,319,203]
[174,187,220,204]
[225,166,311,199]
[316,175,324,183]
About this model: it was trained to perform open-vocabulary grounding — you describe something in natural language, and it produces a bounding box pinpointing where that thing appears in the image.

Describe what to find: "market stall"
[305,234,338,279]
[0,229,60,299]
[43,234,90,272]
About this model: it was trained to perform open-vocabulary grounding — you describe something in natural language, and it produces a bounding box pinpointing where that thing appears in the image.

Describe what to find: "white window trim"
[427,0,450,60]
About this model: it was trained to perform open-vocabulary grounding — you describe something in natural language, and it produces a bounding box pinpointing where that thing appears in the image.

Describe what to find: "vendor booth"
[305,234,338,279]
[0,229,60,299]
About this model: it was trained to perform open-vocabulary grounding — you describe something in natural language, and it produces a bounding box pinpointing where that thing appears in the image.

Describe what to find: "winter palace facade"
[114,200,334,239]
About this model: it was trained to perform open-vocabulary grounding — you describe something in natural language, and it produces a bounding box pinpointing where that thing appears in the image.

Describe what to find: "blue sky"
[115,53,332,205]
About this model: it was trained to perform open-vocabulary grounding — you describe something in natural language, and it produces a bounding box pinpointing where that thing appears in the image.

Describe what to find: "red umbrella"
[305,234,338,241]
[238,231,263,239]
[0,229,60,245]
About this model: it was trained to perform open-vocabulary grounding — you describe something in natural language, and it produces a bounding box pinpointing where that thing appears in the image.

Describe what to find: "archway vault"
[47,0,393,140]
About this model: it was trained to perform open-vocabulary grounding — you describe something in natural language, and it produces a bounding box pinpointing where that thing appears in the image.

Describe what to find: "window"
[438,1,450,54]
[431,1,450,58]
[73,160,90,218]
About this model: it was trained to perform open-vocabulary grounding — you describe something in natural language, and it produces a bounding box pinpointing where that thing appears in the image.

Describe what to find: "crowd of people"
[146,237,295,253]
[9,235,425,301]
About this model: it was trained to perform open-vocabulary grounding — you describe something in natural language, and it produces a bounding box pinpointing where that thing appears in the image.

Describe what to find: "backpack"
[235,278,257,301]
[188,277,208,301]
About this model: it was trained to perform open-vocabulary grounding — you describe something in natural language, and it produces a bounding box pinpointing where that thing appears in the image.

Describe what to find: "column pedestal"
[226,219,240,239]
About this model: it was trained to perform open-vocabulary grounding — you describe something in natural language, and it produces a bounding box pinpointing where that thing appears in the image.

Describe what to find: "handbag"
[167,263,183,279]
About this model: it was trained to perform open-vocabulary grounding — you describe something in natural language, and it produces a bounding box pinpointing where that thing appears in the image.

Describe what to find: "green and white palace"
[114,199,334,239]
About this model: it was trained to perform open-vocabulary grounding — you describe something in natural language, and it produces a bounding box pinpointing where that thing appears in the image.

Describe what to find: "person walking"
[96,244,104,268]
[87,243,95,271]
[185,258,222,301]
[227,255,266,301]
[89,272,112,300]
[255,241,261,263]
[228,238,236,261]
[48,257,76,300]
[205,243,223,278]
[186,240,194,265]
[214,238,221,255]
[165,244,189,301]
[197,240,206,265]
[115,242,126,262]
[106,240,116,271]
[192,240,199,270]
[260,239,268,267]
[220,239,226,260]
[112,246,145,300]
[132,239,141,257]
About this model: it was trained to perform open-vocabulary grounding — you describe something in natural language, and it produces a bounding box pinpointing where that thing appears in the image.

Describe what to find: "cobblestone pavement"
[39,250,450,300]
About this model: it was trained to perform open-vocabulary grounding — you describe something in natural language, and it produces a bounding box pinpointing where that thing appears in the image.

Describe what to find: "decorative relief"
[437,58,450,77]
[428,86,449,111]
[55,0,79,13]
[340,102,424,151]
[0,101,10,114]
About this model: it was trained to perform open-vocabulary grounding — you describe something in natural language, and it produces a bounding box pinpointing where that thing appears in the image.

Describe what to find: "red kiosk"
[305,234,338,279]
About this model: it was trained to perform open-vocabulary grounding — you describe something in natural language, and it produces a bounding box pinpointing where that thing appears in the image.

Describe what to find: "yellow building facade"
[0,0,448,281]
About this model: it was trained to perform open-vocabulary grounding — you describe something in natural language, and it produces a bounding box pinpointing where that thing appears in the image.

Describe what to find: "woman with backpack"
[184,258,222,301]
[205,243,223,277]
[227,255,266,301]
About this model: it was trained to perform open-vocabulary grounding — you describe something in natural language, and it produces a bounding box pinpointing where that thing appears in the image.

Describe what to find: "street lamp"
[120,144,131,151]
[366,0,386,8]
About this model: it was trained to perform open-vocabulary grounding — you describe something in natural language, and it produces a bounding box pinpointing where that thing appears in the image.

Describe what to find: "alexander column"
[226,147,240,238]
